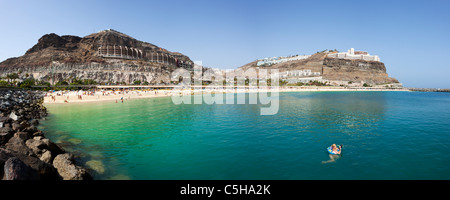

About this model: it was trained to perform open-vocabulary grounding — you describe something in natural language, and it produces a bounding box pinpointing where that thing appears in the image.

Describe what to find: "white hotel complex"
[327,48,380,62]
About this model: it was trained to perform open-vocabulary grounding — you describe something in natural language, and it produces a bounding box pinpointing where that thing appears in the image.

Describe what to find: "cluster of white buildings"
[327,48,380,62]
[280,70,320,78]
[279,70,322,84]
[257,55,311,66]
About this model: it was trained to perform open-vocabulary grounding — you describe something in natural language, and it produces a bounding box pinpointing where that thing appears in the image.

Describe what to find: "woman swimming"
[330,144,341,155]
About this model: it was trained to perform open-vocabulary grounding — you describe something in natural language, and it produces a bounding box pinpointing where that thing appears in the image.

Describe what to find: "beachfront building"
[98,45,144,60]
[279,69,322,84]
[327,48,380,62]
[285,76,323,84]
[257,55,311,66]
[280,70,321,78]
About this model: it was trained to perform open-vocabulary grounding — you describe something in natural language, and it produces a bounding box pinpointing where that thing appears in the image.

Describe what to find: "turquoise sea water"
[40,91,450,180]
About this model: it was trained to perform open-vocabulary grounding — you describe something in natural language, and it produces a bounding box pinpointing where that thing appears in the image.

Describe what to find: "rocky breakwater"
[0,89,91,180]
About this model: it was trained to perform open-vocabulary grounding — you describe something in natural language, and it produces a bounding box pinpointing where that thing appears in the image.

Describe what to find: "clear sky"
[0,0,449,88]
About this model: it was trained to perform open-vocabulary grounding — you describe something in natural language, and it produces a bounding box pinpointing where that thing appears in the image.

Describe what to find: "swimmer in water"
[322,144,343,164]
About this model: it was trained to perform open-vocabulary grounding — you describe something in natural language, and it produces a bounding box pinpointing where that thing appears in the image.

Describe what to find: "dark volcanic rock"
[10,152,60,180]
[14,132,30,141]
[0,127,14,145]
[0,148,13,178]
[26,33,81,54]
[0,117,12,124]
[3,157,39,180]
[11,122,23,132]
[29,119,39,126]
[5,135,35,157]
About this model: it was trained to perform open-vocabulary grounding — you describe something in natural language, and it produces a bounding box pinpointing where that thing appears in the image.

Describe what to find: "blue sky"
[0,0,449,88]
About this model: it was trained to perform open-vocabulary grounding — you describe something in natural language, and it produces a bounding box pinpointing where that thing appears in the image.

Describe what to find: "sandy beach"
[44,89,173,104]
[43,86,409,104]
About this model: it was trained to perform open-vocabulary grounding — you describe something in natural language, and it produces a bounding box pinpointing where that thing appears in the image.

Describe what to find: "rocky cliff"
[322,56,398,85]
[0,29,193,84]
[240,52,399,85]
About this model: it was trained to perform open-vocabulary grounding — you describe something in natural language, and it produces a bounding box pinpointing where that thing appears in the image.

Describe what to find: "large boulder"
[0,127,14,145]
[40,138,65,155]
[0,148,14,179]
[11,122,23,132]
[0,117,12,128]
[25,138,64,163]
[14,132,30,141]
[40,150,52,163]
[11,152,60,180]
[5,135,35,156]
[3,157,39,180]
[25,139,47,156]
[29,119,39,126]
[8,112,18,121]
[23,125,38,135]
[53,153,91,180]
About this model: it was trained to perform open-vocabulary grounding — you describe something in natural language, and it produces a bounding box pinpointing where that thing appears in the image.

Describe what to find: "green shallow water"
[39,91,450,180]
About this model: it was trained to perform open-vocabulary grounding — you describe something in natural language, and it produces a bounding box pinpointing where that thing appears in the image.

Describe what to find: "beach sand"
[43,87,409,104]
[44,90,172,104]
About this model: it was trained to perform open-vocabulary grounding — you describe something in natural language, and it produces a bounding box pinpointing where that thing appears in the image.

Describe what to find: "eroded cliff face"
[0,30,193,84]
[322,57,398,85]
[0,60,174,85]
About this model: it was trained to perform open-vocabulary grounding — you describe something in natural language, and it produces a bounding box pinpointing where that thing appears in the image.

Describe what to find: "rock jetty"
[0,89,91,180]
[408,88,450,92]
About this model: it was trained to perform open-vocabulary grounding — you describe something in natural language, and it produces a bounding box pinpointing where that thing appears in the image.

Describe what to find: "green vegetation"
[56,81,69,86]
[363,83,371,87]
[19,79,35,88]
[3,73,19,84]
[0,80,11,87]
[70,78,97,85]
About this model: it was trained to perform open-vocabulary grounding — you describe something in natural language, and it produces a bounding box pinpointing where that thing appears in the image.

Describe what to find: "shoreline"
[43,87,410,104]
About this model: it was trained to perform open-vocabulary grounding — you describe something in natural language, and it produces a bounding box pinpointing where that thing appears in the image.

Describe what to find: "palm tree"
[6,73,19,83]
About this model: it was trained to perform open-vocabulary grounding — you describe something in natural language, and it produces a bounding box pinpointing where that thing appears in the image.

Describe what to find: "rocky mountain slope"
[240,52,399,85]
[0,29,193,85]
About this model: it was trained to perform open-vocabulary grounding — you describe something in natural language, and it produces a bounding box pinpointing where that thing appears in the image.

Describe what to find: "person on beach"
[121,97,123,103]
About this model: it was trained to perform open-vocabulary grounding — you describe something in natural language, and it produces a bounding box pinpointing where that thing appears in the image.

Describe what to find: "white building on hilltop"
[257,54,311,66]
[327,48,380,62]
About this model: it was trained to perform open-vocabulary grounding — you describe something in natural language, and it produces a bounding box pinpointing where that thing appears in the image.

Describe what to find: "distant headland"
[239,48,400,88]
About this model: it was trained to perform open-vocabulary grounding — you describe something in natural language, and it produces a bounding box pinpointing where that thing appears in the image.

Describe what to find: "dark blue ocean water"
[40,91,450,180]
